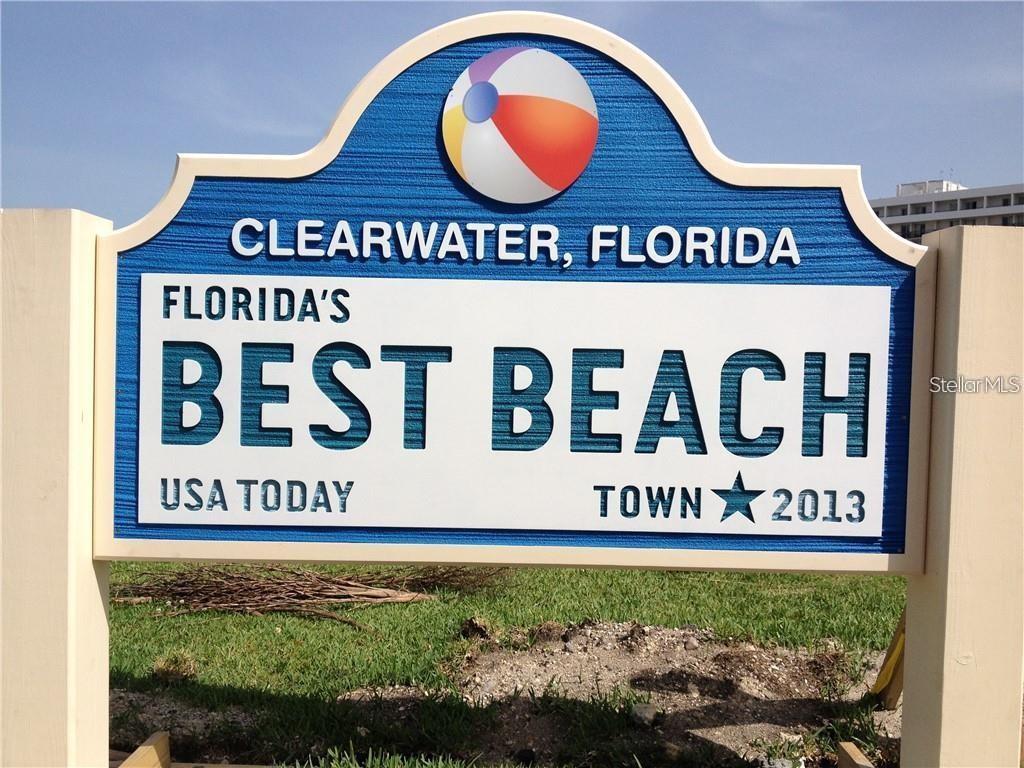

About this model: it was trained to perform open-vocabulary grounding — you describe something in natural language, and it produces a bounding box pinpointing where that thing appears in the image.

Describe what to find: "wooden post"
[1,210,112,766]
[902,226,1024,767]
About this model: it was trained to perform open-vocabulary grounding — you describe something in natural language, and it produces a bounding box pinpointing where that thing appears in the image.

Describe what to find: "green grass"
[110,564,904,765]
[111,564,903,700]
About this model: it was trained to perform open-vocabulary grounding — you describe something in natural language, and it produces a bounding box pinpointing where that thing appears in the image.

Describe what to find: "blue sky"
[3,1,1022,227]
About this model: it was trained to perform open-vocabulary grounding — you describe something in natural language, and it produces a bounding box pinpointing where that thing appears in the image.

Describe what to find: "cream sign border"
[92,11,935,572]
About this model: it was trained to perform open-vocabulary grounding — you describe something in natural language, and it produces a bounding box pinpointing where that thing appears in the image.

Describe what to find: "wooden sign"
[93,13,934,570]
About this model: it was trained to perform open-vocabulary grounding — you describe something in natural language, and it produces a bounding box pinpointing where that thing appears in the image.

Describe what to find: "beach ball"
[442,47,599,204]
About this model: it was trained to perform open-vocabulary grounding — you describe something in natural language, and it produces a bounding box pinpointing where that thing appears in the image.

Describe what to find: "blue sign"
[97,13,932,570]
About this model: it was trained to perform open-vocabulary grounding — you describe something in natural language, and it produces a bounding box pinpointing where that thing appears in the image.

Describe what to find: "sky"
[2,1,1022,227]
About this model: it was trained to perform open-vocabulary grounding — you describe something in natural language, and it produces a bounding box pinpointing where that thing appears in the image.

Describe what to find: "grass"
[111,564,904,700]
[110,563,904,766]
[151,648,198,683]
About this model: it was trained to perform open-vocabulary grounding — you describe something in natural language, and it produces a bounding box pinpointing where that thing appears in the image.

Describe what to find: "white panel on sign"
[138,274,890,537]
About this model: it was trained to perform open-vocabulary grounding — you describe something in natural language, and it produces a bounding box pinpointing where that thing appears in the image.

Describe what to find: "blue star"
[713,472,764,523]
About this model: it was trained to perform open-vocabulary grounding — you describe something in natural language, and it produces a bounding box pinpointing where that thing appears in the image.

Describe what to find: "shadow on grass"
[108,664,869,768]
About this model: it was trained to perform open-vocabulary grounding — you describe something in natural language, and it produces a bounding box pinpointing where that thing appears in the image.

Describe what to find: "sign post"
[1,210,112,767]
[901,226,1023,767]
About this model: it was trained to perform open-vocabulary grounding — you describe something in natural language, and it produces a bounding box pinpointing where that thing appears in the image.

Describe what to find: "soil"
[448,621,900,765]
[111,620,903,767]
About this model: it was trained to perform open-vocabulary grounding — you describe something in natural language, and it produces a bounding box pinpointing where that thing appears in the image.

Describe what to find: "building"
[870,181,1024,243]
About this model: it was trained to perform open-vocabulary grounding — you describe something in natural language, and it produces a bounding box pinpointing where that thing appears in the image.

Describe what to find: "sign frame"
[91,11,935,572]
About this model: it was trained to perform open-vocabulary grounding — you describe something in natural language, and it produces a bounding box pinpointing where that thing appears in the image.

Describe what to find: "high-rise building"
[869,181,1024,243]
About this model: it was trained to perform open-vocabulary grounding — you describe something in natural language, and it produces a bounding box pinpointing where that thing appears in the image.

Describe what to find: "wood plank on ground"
[870,606,906,710]
[837,740,874,768]
[120,732,170,768]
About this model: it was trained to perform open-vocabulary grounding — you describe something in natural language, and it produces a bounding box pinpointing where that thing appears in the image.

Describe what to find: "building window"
[1003,197,1011,206]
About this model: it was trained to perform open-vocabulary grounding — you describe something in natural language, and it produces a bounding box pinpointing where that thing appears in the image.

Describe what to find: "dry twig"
[112,564,505,627]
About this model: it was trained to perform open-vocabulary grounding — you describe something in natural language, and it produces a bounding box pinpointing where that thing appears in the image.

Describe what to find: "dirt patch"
[110,689,256,762]
[111,621,902,766]
[452,621,897,764]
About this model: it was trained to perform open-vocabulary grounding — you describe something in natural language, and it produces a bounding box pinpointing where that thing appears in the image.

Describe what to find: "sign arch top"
[95,11,934,572]
[110,11,924,265]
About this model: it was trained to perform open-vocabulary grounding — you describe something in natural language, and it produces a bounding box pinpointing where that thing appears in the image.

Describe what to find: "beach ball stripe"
[442,107,469,180]
[442,47,598,204]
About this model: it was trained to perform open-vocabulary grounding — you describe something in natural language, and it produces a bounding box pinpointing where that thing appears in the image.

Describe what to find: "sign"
[94,12,934,570]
